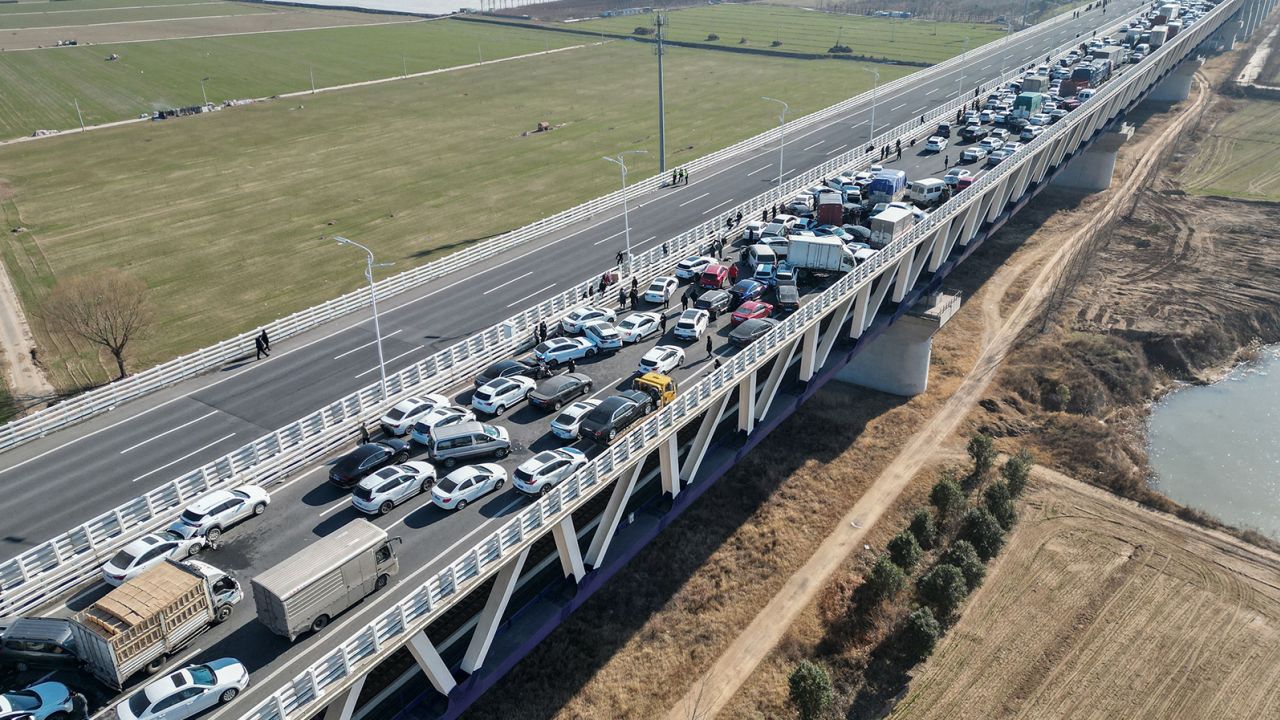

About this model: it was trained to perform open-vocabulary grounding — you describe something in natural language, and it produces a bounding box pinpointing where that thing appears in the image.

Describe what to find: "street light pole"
[603,150,647,275]
[655,13,668,173]
[336,236,394,401]
[861,68,880,147]
[958,36,970,100]
[762,97,789,190]
[200,77,209,106]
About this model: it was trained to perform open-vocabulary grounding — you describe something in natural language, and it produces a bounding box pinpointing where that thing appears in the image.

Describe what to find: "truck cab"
[632,372,676,407]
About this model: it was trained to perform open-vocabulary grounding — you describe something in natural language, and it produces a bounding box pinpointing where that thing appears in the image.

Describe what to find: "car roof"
[486,359,525,372]
[185,489,235,513]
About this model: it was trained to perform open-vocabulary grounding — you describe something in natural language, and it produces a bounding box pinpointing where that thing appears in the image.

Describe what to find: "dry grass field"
[891,474,1280,720]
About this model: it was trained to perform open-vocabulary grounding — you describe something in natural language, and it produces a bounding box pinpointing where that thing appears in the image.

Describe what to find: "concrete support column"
[551,515,585,581]
[836,291,960,397]
[658,434,680,499]
[407,631,456,696]
[756,338,798,421]
[1051,123,1134,192]
[460,547,530,674]
[798,324,820,382]
[585,460,645,568]
[1148,56,1203,103]
[680,393,730,483]
[737,371,757,434]
[1213,19,1240,51]
[321,675,365,720]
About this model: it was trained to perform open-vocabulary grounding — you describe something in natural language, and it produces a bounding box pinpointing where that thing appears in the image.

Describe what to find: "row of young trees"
[788,434,1033,719]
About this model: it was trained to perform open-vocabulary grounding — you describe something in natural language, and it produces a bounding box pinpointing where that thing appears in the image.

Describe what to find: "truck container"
[815,193,843,226]
[869,206,916,249]
[252,519,399,641]
[866,169,906,204]
[69,560,240,688]
[1093,46,1124,64]
[786,236,855,274]
[1012,92,1043,119]
[1159,3,1180,21]
[1167,20,1182,38]
[1070,65,1096,87]
[1020,75,1049,93]
[1150,25,1169,48]
[1058,79,1081,97]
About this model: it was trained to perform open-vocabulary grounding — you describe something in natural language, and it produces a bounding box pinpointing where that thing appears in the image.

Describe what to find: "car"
[674,255,715,280]
[378,394,450,436]
[471,376,535,415]
[638,345,685,374]
[474,359,539,387]
[0,682,73,720]
[978,110,995,124]
[1003,141,1022,153]
[528,372,593,410]
[329,439,409,488]
[961,146,988,163]
[814,225,854,242]
[0,618,78,673]
[775,283,800,311]
[987,148,1014,165]
[731,300,773,326]
[978,137,1004,153]
[534,337,597,367]
[431,463,507,510]
[169,486,270,542]
[409,405,475,444]
[579,391,654,444]
[992,111,1011,125]
[1048,108,1069,122]
[1020,125,1045,141]
[513,448,589,496]
[561,307,616,334]
[960,125,989,142]
[549,399,602,440]
[695,289,732,316]
[989,128,1010,141]
[934,123,951,138]
[956,175,975,190]
[924,136,947,152]
[117,658,249,720]
[729,279,765,305]
[616,312,663,343]
[643,276,678,304]
[752,262,775,285]
[1028,112,1052,126]
[943,169,973,187]
[774,261,796,285]
[582,320,623,351]
[729,318,779,347]
[699,263,730,289]
[351,462,436,515]
[673,308,710,340]
[741,220,766,241]
[101,530,207,586]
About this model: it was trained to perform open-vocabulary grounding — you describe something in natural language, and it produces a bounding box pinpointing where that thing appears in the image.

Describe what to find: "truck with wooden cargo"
[251,519,399,641]
[869,206,916,249]
[68,560,241,688]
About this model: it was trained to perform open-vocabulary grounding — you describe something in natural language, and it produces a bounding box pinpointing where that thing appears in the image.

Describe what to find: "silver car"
[351,462,436,515]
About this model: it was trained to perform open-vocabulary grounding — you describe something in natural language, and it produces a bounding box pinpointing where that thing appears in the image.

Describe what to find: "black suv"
[579,391,654,444]
[474,359,540,387]
[328,439,409,488]
[528,373,593,411]
[695,290,732,316]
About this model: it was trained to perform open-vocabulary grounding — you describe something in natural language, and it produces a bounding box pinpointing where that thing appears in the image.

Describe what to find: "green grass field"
[1178,98,1280,201]
[0,0,221,12]
[0,0,269,28]
[565,4,1005,63]
[0,19,583,138]
[0,42,907,388]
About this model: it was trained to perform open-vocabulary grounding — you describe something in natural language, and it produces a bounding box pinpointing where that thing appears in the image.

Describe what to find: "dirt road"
[664,74,1213,720]
[0,258,55,409]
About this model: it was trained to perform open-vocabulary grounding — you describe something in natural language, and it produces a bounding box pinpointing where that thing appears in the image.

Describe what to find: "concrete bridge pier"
[1149,56,1204,102]
[1212,19,1241,51]
[1051,123,1134,192]
[836,291,959,397]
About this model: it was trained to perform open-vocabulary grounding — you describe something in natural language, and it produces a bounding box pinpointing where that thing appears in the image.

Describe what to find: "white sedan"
[643,276,678,304]
[534,337,597,367]
[561,307,616,334]
[961,146,988,162]
[925,136,948,152]
[978,137,1004,153]
[513,448,589,496]
[117,658,249,720]
[675,255,716,279]
[409,405,475,444]
[169,486,270,542]
[102,530,207,586]
[351,462,436,515]
[378,393,450,436]
[471,376,536,416]
[432,463,507,511]
[673,308,710,340]
[550,399,601,440]
[617,312,663,343]
[638,345,685,374]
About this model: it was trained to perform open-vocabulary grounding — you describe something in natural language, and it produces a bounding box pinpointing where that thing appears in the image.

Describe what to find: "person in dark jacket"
[706,335,714,357]
[255,335,268,360]
[629,288,639,308]
[259,329,270,352]
[619,288,627,309]
[359,423,370,444]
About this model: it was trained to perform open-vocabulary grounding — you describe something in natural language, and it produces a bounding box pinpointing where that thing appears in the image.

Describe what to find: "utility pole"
[655,13,668,173]
[762,97,788,190]
[74,98,85,132]
[200,77,209,106]
[309,65,315,94]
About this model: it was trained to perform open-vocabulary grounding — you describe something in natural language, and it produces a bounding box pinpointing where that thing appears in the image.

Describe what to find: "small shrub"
[739,36,748,44]
[829,44,852,53]
[930,477,965,520]
[909,508,938,550]
[706,33,720,41]
[887,531,923,571]
[788,661,833,720]
[864,554,906,602]
[984,481,1017,530]
[959,507,1005,561]
[1001,449,1033,497]
[939,540,986,590]
[899,607,941,660]
[633,26,653,35]
[771,39,783,47]
[918,563,969,619]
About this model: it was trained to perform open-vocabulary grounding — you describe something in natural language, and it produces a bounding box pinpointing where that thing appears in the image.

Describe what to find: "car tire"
[494,479,505,491]
[215,603,233,623]
[494,404,506,416]
[394,451,409,463]
[188,543,203,557]
[494,447,509,459]
[553,400,563,411]
[220,688,239,704]
[608,429,617,441]
[540,485,553,497]
[253,502,267,516]
[14,661,28,673]
[443,457,457,469]
[548,359,559,369]
[586,348,598,357]
[146,656,167,674]
[420,479,433,494]
[375,573,389,590]
[312,614,331,632]
[206,527,223,543]
[456,499,469,511]
[379,501,394,516]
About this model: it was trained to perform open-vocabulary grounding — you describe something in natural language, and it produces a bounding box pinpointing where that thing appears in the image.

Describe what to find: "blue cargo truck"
[867,169,907,204]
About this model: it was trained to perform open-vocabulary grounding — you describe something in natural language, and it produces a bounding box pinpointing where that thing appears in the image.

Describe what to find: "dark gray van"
[427,421,511,468]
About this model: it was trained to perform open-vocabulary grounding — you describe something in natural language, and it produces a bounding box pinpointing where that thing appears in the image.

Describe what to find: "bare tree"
[42,269,152,381]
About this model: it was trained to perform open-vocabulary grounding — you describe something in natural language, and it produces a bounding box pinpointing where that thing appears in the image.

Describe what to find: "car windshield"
[484,426,501,438]
[110,549,137,567]
[187,664,217,685]
[437,477,460,493]
[181,508,206,523]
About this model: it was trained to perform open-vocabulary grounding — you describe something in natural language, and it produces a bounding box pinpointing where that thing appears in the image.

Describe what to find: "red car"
[699,263,730,290]
[956,175,975,190]
[731,300,773,325]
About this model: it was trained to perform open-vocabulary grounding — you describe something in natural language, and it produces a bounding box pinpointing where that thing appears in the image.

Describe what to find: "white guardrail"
[239,2,1235,717]
[0,0,1137,619]
[0,1,1101,453]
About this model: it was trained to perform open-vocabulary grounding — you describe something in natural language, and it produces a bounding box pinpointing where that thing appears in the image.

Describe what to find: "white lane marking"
[828,144,849,155]
[506,283,557,308]
[129,434,236,483]
[482,271,534,295]
[354,348,422,379]
[331,329,403,360]
[914,105,931,113]
[704,198,735,215]
[891,102,907,111]
[746,165,773,177]
[641,236,657,244]
[318,500,350,518]
[587,374,633,401]
[118,410,218,454]
[593,230,626,246]
[802,140,824,151]
[677,192,711,208]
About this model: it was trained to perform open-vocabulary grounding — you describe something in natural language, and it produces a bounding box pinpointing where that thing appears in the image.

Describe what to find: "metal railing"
[0,0,1105,454]
[236,2,1235,716]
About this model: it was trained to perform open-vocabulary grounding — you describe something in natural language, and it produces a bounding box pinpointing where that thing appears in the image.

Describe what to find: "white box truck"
[786,236,856,276]
[252,519,399,641]
[870,206,916,249]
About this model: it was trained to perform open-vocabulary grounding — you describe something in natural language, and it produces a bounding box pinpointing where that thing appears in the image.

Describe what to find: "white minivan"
[906,178,947,207]
[747,243,778,270]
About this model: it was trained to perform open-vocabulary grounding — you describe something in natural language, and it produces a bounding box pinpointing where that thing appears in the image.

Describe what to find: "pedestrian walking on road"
[619,288,627,310]
[735,210,743,226]
[660,313,668,333]
[71,692,89,720]
[728,264,738,283]
[662,241,669,256]
[616,250,625,266]
[663,293,669,311]
[672,169,678,186]
[629,288,639,309]
[681,293,689,311]
[567,358,576,373]
[259,329,270,352]
[359,423,370,444]
[255,335,267,360]
[714,358,722,370]
[920,114,925,125]
[762,208,768,222]
[631,277,639,292]
[944,154,949,170]
[538,321,547,342]
[706,335,714,357]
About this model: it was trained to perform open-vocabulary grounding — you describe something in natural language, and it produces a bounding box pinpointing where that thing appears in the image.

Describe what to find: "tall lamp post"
[336,236,394,401]
[603,150,647,274]
[200,77,210,106]
[861,68,880,148]
[957,35,970,100]
[761,96,789,190]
